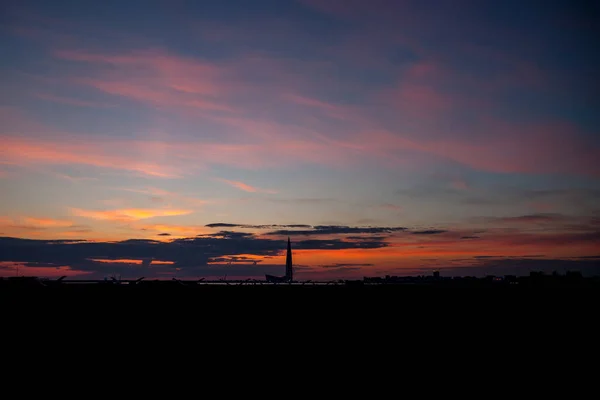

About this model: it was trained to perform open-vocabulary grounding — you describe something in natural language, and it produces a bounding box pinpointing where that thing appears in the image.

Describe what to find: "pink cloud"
[441,121,600,176]
[76,78,234,112]
[1,136,182,178]
[54,48,348,120]
[1,132,357,176]
[339,119,600,176]
[388,83,452,117]
[55,49,235,112]
[5,45,594,178]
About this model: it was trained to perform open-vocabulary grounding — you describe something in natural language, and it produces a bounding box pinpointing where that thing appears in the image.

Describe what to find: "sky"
[1,0,599,279]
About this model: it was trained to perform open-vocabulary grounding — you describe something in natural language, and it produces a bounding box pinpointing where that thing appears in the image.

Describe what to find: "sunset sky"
[1,0,599,279]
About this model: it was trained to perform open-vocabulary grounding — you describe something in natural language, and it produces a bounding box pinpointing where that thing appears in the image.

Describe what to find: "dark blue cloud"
[205,223,311,229]
[320,263,374,268]
[266,225,408,235]
[0,233,390,278]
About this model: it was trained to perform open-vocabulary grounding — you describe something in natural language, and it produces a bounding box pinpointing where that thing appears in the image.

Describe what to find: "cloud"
[342,123,600,177]
[20,217,74,228]
[437,258,600,277]
[6,5,599,183]
[485,213,567,224]
[266,225,408,236]
[118,187,207,208]
[471,213,600,233]
[205,223,312,229]
[283,94,360,121]
[266,198,337,204]
[0,216,90,239]
[320,263,374,268]
[411,230,447,235]
[346,236,388,240]
[0,129,359,177]
[201,231,256,239]
[378,203,402,211]
[70,208,193,222]
[1,136,183,178]
[34,93,115,108]
[157,233,171,236]
[54,49,232,112]
[0,234,390,278]
[216,179,277,194]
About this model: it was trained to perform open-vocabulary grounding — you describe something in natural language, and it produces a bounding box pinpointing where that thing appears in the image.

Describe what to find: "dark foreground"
[3,272,600,290]
[3,276,598,334]
[3,275,599,302]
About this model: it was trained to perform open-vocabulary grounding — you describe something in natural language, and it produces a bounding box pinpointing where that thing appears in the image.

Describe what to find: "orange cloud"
[22,217,74,228]
[0,216,81,237]
[89,258,144,265]
[217,179,277,194]
[70,208,192,221]
[0,262,90,278]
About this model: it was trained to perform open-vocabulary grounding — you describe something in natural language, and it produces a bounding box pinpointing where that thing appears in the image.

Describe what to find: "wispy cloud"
[22,217,74,228]
[136,223,212,237]
[34,93,115,108]
[119,187,207,208]
[377,203,402,211]
[1,136,183,178]
[265,225,407,236]
[320,263,374,268]
[216,179,277,194]
[205,223,311,229]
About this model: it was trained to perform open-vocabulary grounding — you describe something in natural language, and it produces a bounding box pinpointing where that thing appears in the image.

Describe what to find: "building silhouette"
[265,237,293,283]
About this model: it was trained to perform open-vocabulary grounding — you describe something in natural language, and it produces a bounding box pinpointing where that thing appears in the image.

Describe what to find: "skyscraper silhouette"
[285,237,293,282]
[265,237,293,283]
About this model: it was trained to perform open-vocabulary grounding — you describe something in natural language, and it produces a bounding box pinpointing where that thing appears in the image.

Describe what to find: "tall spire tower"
[265,237,294,283]
[285,237,293,281]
